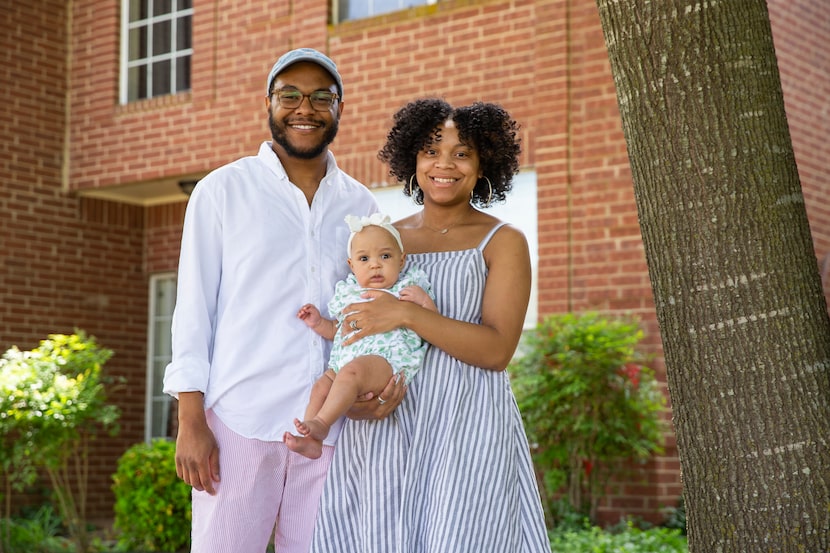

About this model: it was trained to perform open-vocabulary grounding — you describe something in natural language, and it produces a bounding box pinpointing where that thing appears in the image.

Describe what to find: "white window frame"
[333,0,437,23]
[119,0,194,104]
[145,272,177,442]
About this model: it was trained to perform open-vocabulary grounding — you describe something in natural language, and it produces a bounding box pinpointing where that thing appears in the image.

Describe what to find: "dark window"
[123,0,193,103]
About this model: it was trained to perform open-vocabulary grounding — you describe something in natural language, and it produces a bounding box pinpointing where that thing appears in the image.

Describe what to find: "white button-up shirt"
[163,142,379,442]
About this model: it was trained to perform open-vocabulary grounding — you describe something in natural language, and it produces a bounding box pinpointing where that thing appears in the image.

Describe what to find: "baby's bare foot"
[301,417,331,441]
[284,432,323,459]
[293,418,311,436]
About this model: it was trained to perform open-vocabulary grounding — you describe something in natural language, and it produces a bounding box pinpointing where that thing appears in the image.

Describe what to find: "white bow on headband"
[345,213,404,256]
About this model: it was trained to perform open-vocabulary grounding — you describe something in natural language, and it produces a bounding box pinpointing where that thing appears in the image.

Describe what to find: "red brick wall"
[768,0,830,306]
[67,0,333,190]
[539,0,673,523]
[1,0,149,518]
[146,203,187,275]
[5,0,828,524]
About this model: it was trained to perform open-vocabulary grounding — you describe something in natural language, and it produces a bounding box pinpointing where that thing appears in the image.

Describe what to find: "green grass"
[549,521,688,552]
[4,509,688,553]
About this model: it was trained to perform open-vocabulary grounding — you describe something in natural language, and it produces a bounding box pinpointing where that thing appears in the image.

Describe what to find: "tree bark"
[594,0,830,550]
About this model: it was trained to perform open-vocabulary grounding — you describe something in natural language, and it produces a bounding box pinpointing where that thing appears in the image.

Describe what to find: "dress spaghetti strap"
[477,222,508,251]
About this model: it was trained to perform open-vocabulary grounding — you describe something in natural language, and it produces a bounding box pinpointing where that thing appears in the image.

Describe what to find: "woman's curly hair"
[377,97,521,207]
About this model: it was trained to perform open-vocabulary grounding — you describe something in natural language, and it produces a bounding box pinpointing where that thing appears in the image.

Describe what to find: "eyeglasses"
[270,88,339,111]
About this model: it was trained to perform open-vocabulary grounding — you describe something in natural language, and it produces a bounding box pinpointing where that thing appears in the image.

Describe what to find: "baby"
[285,213,436,459]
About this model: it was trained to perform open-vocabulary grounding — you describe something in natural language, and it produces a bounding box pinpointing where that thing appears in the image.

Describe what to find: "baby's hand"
[399,286,437,312]
[297,304,322,328]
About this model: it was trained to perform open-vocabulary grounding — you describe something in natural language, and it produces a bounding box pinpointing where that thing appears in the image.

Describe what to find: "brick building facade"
[2,0,828,524]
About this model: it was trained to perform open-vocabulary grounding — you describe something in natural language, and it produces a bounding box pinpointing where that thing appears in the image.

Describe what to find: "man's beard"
[269,111,339,160]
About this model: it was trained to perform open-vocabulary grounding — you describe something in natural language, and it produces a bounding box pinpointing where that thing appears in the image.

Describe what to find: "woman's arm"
[343,225,531,372]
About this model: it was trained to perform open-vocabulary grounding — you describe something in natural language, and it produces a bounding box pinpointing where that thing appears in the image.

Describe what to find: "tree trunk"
[594,1,830,551]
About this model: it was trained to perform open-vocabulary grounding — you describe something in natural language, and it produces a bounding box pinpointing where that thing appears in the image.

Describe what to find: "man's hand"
[174,392,221,494]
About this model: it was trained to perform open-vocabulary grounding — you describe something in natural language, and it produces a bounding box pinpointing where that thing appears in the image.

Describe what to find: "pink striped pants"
[191,410,334,553]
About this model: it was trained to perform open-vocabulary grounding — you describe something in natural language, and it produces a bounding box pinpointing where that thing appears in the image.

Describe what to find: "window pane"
[177,0,192,8]
[129,0,148,22]
[152,59,171,96]
[152,20,171,56]
[176,14,192,50]
[153,0,172,16]
[151,370,168,403]
[176,54,191,91]
[128,27,147,60]
[151,395,171,438]
[128,65,147,101]
[374,0,404,14]
[154,277,177,316]
[153,323,172,360]
[340,0,369,20]
[147,274,177,440]
[338,0,436,21]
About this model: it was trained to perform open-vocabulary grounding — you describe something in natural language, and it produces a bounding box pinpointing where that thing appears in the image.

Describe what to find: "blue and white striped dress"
[311,224,550,553]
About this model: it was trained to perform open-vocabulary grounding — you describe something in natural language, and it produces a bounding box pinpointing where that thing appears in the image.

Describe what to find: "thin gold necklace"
[422,209,472,234]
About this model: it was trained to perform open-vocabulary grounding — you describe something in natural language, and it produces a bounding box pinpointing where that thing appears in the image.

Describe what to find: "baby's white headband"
[345,213,404,257]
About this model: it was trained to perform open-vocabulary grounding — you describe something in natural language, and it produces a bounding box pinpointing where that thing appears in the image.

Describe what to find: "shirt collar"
[259,141,339,187]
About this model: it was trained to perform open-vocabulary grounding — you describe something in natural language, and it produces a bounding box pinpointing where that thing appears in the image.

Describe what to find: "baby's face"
[348,226,405,289]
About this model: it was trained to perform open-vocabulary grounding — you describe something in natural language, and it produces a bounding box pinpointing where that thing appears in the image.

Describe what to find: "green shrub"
[112,439,191,552]
[662,495,686,535]
[0,518,51,553]
[510,312,666,524]
[549,521,688,552]
[0,331,119,552]
[0,505,72,553]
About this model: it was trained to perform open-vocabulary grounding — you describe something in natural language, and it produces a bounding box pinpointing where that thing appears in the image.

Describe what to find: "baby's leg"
[285,370,335,459]
[296,370,335,433]
[305,355,393,440]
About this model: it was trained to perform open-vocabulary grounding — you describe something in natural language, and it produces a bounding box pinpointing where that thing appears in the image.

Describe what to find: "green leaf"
[510,312,667,522]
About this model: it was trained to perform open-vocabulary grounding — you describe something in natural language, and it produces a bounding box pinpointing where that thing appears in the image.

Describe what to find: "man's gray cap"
[266,48,344,99]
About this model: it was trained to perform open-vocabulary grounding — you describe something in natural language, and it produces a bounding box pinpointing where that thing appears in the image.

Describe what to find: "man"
[163,48,380,553]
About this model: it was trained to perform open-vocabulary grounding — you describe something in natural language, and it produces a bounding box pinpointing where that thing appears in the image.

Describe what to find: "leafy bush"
[510,312,666,523]
[112,439,191,552]
[549,521,688,552]
[662,495,686,535]
[0,331,119,552]
[0,505,72,553]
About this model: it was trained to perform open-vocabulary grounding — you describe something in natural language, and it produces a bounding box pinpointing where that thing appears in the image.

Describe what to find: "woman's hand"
[347,373,407,420]
[341,291,406,346]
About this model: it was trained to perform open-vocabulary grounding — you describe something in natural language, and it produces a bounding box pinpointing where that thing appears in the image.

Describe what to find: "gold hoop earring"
[408,174,416,197]
[484,176,493,206]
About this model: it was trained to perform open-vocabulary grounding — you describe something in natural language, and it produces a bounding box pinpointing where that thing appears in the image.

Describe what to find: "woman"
[311,98,549,552]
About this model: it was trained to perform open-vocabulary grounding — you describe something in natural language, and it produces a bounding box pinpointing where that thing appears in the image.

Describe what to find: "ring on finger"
[350,320,360,331]
[377,396,386,405]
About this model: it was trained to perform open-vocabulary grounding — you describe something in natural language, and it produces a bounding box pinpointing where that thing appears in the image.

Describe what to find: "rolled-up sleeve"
[163,182,222,398]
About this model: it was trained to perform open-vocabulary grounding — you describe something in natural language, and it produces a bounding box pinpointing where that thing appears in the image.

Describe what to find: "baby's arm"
[298,304,338,340]
[398,286,438,313]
